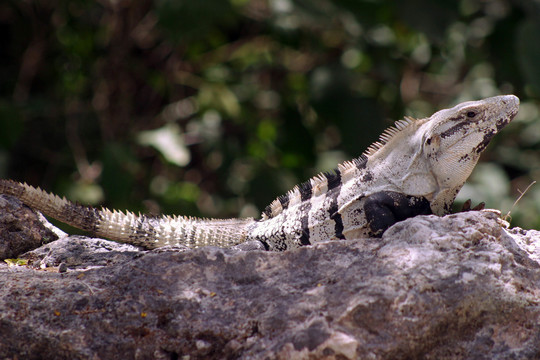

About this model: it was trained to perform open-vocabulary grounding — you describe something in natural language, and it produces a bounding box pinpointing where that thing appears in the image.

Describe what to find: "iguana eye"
[466,111,476,118]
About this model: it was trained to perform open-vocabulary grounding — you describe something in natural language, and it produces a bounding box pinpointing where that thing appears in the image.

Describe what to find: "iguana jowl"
[0,95,519,251]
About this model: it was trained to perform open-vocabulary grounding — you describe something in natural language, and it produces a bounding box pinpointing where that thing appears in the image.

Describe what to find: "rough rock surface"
[0,195,58,259]
[1,195,540,359]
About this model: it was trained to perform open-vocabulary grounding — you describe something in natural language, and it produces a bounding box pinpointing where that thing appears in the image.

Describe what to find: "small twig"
[79,280,96,296]
[503,180,536,222]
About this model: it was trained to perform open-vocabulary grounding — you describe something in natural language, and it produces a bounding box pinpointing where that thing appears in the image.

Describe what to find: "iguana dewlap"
[0,95,519,251]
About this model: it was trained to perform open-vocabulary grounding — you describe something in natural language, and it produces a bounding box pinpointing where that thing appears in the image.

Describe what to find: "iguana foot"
[461,199,486,212]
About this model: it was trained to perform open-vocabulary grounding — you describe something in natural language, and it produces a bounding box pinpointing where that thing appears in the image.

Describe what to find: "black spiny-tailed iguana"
[0,95,519,251]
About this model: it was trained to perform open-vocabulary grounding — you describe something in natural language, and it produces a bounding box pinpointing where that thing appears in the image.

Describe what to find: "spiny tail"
[0,179,253,249]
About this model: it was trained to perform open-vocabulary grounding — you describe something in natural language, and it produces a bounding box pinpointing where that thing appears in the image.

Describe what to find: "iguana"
[0,95,519,251]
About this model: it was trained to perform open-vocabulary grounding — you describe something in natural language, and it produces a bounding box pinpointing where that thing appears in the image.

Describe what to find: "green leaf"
[516,20,540,95]
[4,259,28,267]
[137,123,190,167]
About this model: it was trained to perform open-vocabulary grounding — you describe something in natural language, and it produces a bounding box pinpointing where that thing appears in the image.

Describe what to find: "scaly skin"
[0,95,519,251]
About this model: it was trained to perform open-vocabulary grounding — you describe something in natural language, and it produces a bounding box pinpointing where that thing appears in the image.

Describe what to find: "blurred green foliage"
[1,0,540,230]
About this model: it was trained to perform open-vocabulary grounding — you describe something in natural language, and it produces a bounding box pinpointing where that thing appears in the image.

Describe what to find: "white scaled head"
[420,95,520,213]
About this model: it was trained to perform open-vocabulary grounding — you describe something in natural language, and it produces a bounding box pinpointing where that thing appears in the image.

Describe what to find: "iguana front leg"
[364,191,432,236]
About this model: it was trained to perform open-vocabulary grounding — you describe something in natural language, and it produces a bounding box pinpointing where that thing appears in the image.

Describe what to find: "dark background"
[1,0,539,230]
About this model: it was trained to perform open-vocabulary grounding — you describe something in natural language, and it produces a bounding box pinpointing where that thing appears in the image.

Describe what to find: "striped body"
[245,116,435,250]
[0,95,519,251]
[246,159,370,251]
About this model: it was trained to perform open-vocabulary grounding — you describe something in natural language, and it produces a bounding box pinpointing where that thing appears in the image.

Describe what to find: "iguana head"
[421,94,519,214]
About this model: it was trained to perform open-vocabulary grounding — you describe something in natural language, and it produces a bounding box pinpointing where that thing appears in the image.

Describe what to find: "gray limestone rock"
[0,195,58,260]
[0,197,539,359]
[22,236,143,270]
